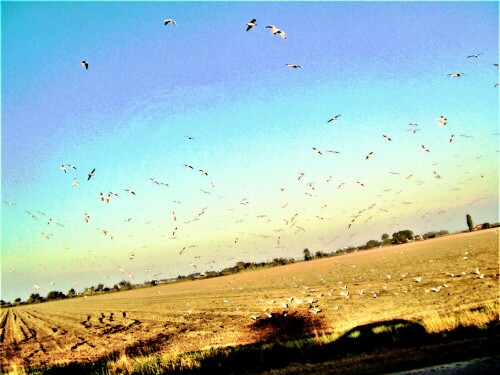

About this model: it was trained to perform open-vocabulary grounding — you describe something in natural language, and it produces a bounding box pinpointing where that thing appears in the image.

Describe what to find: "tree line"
[2,215,496,308]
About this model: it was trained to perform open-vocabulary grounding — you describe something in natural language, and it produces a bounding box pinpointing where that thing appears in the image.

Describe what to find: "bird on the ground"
[81,61,89,70]
[164,19,176,26]
[266,25,286,39]
[246,19,257,31]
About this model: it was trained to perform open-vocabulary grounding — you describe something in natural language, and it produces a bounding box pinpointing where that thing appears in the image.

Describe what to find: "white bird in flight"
[266,25,286,39]
[246,19,257,31]
[164,19,176,26]
[286,64,302,69]
[328,115,341,123]
[81,61,89,70]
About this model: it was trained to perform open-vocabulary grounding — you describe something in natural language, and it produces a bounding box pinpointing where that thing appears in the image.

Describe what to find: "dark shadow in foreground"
[28,317,500,375]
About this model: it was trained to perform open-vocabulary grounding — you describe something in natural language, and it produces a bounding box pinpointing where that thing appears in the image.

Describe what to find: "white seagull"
[266,25,286,39]
[437,116,447,126]
[81,61,89,70]
[164,19,177,26]
[246,19,257,31]
[328,115,341,123]
[286,64,302,69]
[448,72,464,78]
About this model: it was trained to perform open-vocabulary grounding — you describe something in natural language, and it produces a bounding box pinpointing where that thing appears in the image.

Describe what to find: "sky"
[1,1,499,302]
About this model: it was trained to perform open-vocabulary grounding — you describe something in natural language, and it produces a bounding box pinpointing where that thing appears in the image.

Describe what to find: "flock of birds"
[3,16,498,300]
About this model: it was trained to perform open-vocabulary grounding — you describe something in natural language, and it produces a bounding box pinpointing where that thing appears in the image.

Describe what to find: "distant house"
[475,224,483,230]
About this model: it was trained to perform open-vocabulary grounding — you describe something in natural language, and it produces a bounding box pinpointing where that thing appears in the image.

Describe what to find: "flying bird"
[60,164,67,174]
[383,135,392,141]
[448,72,464,77]
[87,168,95,181]
[246,19,257,31]
[327,115,341,123]
[125,189,136,195]
[365,152,374,160]
[421,145,430,152]
[184,164,194,169]
[449,134,455,143]
[164,19,176,26]
[437,116,447,126]
[312,147,323,155]
[67,164,77,170]
[286,64,302,69]
[26,211,38,220]
[80,61,89,70]
[266,25,286,39]
[467,53,483,58]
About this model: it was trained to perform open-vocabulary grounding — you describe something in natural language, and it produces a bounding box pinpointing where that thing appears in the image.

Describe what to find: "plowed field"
[1,229,498,372]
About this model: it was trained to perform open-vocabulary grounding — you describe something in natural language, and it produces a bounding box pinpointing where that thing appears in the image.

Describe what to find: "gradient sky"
[1,1,499,302]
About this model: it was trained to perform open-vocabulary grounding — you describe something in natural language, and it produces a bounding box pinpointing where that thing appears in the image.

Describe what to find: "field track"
[1,229,498,371]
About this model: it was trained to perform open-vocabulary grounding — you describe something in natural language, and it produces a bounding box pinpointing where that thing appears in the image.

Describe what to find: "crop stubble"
[1,229,498,370]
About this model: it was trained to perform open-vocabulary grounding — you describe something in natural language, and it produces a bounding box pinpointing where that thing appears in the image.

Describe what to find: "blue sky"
[1,1,499,302]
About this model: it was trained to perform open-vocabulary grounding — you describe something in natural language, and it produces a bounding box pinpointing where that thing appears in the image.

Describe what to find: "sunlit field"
[1,229,498,374]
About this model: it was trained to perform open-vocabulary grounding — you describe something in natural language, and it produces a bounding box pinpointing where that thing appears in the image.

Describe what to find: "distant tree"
[118,280,133,290]
[96,284,105,292]
[235,261,245,270]
[466,214,474,232]
[303,248,312,261]
[381,233,390,242]
[482,222,491,229]
[113,284,120,291]
[46,291,66,301]
[27,293,44,304]
[14,298,22,306]
[0,300,6,306]
[392,230,414,244]
[67,288,76,298]
[365,240,382,249]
